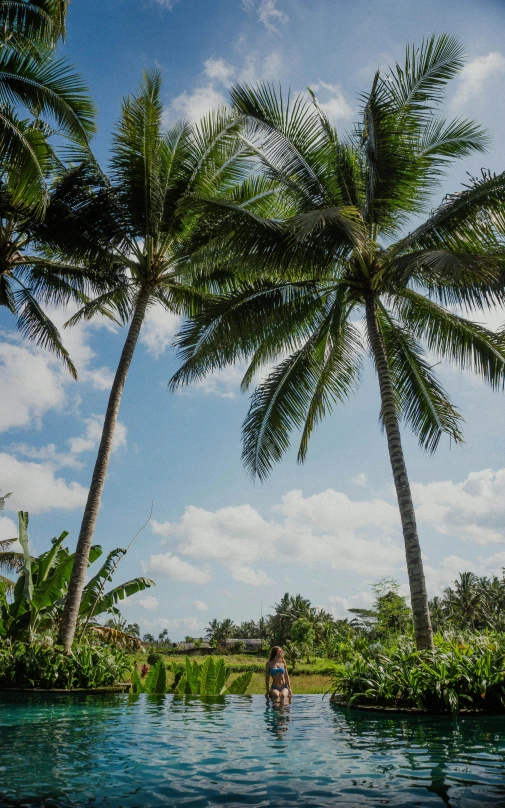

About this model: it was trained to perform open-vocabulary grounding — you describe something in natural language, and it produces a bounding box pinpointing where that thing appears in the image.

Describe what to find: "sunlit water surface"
[1,693,505,807]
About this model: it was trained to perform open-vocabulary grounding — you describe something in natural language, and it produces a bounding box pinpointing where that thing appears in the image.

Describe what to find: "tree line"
[2,5,505,654]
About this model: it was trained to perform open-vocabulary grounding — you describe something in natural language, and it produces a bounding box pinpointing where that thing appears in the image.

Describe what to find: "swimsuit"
[270,666,287,691]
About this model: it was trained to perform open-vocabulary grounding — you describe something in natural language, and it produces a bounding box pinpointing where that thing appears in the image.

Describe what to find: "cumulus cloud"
[154,616,205,634]
[0,514,18,542]
[193,600,208,611]
[164,49,283,124]
[352,472,367,487]
[413,468,505,545]
[68,415,127,456]
[0,452,88,514]
[310,81,354,123]
[152,488,403,582]
[451,51,505,110]
[143,552,210,583]
[140,304,181,358]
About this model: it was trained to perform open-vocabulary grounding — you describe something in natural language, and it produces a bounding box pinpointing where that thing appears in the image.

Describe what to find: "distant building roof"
[224,638,262,646]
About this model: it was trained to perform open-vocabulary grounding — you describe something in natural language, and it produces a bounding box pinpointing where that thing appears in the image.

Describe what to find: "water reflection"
[264,698,292,747]
[330,704,505,807]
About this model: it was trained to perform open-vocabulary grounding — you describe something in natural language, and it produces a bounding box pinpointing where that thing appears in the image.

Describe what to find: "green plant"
[170,35,505,652]
[131,660,167,694]
[55,72,247,653]
[170,656,252,695]
[329,643,505,714]
[147,652,162,666]
[0,640,130,689]
[0,511,154,642]
[284,640,302,671]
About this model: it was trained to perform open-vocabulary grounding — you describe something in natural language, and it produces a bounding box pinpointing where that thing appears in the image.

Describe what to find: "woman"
[265,646,292,702]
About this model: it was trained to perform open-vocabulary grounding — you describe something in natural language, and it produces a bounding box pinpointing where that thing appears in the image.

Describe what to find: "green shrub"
[329,644,505,714]
[0,641,131,689]
[171,656,252,695]
[147,651,162,666]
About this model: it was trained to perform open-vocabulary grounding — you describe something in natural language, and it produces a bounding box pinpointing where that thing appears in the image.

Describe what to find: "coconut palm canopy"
[169,36,505,649]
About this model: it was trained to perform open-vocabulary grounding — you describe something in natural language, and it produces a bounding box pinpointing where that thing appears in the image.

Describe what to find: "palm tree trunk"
[58,287,151,653]
[365,294,434,651]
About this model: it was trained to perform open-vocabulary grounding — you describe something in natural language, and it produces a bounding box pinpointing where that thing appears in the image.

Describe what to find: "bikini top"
[270,666,285,675]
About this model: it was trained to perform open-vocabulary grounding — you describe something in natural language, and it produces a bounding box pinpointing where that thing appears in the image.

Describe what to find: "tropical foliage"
[131,659,167,694]
[0,511,154,642]
[51,70,251,652]
[430,571,505,633]
[170,34,505,651]
[329,640,505,714]
[0,639,131,689]
[0,0,95,211]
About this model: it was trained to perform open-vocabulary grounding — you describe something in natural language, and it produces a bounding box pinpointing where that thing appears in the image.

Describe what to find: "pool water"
[1,694,505,807]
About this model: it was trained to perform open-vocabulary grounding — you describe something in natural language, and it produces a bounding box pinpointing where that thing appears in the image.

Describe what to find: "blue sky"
[2,0,505,639]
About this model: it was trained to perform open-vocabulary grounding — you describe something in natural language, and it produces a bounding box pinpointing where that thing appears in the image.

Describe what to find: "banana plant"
[0,511,155,642]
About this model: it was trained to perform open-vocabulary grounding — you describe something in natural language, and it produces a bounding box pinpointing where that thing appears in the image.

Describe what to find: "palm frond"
[14,284,77,377]
[242,301,361,480]
[394,289,505,389]
[376,302,463,451]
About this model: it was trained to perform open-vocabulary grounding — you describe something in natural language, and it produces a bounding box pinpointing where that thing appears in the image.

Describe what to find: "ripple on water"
[0,694,505,807]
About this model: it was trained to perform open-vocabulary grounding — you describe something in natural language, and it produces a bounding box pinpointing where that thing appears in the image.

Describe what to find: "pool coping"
[0,684,131,694]
[329,694,495,715]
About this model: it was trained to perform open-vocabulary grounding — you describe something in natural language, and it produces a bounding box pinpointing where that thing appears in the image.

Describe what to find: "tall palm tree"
[170,36,505,650]
[0,0,95,211]
[53,71,248,652]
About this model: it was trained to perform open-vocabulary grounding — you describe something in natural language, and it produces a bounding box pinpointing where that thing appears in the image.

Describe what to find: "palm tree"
[444,571,481,631]
[54,71,247,652]
[170,36,505,650]
[0,0,95,210]
[0,180,117,375]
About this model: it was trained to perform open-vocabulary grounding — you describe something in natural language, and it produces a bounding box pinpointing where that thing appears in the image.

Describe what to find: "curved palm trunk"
[365,294,434,651]
[58,287,151,653]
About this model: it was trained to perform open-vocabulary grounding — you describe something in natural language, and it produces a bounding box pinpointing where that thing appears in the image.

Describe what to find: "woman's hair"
[268,645,284,662]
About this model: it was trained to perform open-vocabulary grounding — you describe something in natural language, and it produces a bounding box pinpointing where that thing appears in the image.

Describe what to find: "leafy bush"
[171,656,252,695]
[329,644,505,714]
[0,641,131,689]
[147,652,162,666]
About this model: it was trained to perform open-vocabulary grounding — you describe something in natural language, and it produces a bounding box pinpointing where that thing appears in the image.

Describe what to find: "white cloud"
[311,81,354,123]
[352,472,367,487]
[68,415,127,456]
[150,0,179,8]
[8,442,83,470]
[165,84,228,124]
[0,514,18,543]
[155,616,205,634]
[451,52,505,111]
[152,488,403,581]
[412,468,505,545]
[0,307,115,436]
[242,0,288,34]
[139,596,159,611]
[140,304,181,358]
[0,452,88,514]
[143,552,210,583]
[164,50,283,125]
[0,340,66,433]
[193,599,208,611]
[204,57,236,86]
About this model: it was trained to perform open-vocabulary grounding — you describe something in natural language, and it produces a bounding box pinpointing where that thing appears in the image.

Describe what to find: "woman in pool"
[265,646,292,702]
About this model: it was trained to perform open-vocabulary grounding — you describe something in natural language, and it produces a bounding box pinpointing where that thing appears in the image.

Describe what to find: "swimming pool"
[1,693,504,807]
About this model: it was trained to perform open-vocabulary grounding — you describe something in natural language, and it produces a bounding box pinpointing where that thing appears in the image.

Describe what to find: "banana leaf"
[79,547,124,616]
[37,531,69,582]
[89,576,155,618]
[215,658,229,695]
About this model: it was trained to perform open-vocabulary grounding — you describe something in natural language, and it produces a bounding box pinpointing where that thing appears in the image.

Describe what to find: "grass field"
[133,653,334,694]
